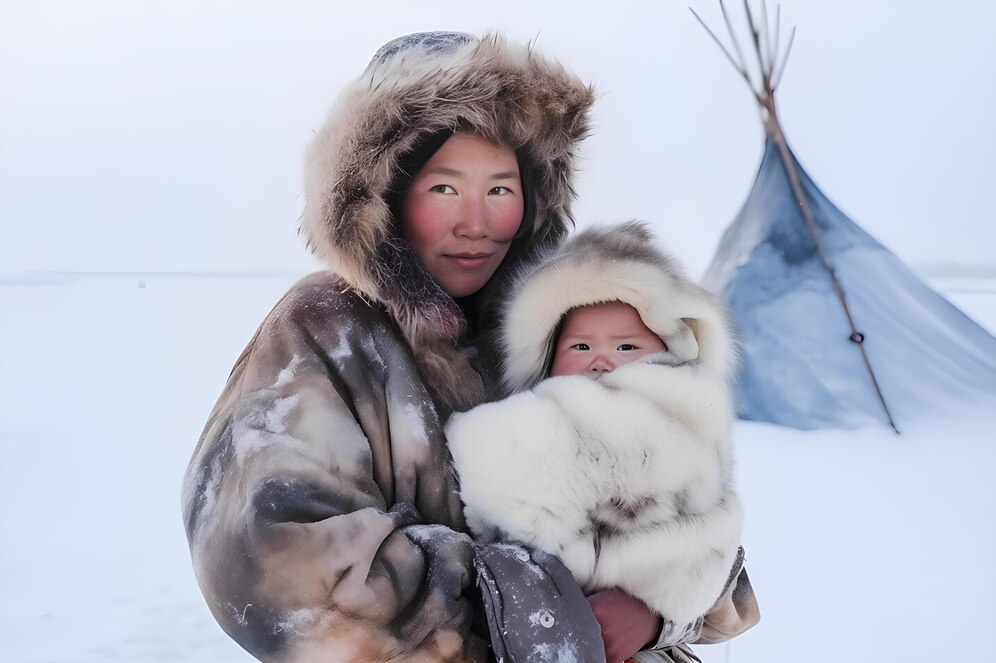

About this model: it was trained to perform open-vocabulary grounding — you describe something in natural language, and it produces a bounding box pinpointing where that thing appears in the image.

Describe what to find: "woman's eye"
[489,186,512,195]
[430,184,456,194]
[571,343,590,351]
[618,344,637,351]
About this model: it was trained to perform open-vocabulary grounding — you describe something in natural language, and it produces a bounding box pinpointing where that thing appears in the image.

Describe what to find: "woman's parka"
[181,32,594,662]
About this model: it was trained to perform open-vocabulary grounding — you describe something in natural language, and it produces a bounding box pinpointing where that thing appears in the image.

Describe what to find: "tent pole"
[767,119,901,435]
[695,0,901,434]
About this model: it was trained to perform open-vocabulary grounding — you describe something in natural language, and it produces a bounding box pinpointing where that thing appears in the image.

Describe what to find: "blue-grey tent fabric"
[703,139,996,429]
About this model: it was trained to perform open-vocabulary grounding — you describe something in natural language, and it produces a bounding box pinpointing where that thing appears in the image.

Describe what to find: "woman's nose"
[455,197,488,239]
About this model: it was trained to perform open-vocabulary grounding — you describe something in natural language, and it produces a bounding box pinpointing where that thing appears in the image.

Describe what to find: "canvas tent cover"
[702,139,996,430]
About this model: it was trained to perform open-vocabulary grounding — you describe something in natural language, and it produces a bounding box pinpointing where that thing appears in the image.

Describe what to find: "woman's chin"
[438,272,496,299]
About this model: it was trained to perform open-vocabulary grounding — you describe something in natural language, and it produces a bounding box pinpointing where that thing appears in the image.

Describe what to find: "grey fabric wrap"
[367,31,474,69]
[474,543,606,663]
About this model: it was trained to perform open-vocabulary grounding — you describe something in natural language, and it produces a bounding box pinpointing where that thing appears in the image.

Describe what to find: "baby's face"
[549,301,666,378]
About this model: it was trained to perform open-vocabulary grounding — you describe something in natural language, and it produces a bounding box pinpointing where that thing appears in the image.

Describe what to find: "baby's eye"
[489,186,512,195]
[571,343,590,351]
[617,343,637,351]
[430,184,456,194]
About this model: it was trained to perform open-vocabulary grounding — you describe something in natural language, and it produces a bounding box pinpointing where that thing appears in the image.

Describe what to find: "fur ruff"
[499,221,739,394]
[300,32,594,409]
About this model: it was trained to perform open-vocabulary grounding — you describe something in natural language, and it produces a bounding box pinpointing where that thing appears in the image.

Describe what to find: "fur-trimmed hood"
[500,221,739,392]
[299,32,594,407]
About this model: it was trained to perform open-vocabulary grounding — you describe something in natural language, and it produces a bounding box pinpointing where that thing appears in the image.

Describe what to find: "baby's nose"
[589,355,615,373]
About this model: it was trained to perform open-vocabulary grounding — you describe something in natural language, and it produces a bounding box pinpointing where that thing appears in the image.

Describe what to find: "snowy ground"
[1,274,993,663]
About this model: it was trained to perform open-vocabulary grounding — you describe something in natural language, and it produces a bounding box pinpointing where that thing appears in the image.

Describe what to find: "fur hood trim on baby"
[500,221,738,393]
[300,32,594,408]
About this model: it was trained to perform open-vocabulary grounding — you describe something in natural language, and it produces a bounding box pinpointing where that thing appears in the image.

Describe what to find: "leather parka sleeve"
[182,280,488,663]
[693,547,760,645]
[643,546,760,652]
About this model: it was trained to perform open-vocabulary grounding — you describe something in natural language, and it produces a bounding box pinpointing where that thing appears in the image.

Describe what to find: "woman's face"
[401,133,524,298]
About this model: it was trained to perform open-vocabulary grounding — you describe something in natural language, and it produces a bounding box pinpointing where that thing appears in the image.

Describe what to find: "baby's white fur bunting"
[448,222,744,626]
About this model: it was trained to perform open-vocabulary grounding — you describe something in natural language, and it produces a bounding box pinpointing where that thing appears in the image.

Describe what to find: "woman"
[181,32,757,663]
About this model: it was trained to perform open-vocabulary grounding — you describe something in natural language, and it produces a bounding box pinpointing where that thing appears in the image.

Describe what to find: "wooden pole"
[693,0,900,433]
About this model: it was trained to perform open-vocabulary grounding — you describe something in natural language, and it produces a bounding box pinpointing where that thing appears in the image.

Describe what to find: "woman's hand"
[587,588,661,663]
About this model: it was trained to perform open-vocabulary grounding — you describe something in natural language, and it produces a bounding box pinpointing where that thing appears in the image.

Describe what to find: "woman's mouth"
[445,253,493,270]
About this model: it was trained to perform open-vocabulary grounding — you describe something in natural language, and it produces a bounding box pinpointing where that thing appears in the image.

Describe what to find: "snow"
[400,402,431,447]
[274,355,303,389]
[1,274,993,662]
[529,610,556,629]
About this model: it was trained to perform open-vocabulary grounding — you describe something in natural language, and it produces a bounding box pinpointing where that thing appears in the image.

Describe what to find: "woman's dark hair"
[513,149,537,240]
[386,129,455,228]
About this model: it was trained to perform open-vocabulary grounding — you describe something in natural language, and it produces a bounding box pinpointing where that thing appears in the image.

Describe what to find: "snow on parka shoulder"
[449,223,761,651]
[181,32,595,662]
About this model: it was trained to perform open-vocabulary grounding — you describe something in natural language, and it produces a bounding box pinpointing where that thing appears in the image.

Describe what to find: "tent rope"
[693,0,900,433]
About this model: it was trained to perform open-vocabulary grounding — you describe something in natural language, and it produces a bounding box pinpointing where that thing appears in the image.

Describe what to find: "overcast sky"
[2,0,994,278]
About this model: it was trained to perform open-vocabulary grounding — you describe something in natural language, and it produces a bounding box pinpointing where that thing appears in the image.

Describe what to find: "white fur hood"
[500,221,739,392]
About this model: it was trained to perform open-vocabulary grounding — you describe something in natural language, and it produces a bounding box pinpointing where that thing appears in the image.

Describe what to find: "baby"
[447,222,744,627]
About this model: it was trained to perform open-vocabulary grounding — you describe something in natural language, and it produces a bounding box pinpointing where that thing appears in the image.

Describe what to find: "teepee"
[695,1,996,431]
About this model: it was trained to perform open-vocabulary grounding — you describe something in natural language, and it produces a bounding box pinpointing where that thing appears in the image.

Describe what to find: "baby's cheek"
[548,353,569,377]
[549,353,583,377]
